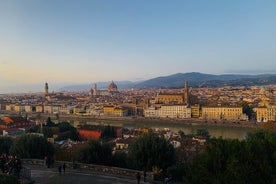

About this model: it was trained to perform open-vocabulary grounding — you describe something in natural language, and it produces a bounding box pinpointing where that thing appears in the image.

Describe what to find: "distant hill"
[133,72,276,88]
[59,72,276,91]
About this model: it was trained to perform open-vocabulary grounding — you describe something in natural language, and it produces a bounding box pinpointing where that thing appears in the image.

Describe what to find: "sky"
[0,0,276,93]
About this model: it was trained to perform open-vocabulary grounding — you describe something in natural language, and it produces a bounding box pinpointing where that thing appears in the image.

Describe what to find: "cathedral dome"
[108,81,118,91]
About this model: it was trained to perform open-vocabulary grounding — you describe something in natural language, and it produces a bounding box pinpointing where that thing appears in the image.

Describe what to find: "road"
[25,164,145,184]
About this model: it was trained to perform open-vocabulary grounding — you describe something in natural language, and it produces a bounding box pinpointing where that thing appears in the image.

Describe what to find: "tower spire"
[44,82,49,97]
[184,81,189,104]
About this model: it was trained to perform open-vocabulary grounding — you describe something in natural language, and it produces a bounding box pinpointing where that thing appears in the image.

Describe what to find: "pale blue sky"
[0,0,276,92]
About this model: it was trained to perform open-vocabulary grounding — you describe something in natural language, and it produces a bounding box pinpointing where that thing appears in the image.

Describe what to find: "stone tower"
[93,83,97,96]
[184,81,189,104]
[44,82,49,97]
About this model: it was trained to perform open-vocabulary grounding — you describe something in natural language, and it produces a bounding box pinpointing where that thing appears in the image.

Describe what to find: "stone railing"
[22,159,154,182]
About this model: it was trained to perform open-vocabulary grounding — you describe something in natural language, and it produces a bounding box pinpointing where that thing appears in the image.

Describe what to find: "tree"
[127,131,175,171]
[74,140,112,165]
[55,122,79,141]
[178,130,185,138]
[196,129,210,139]
[111,151,128,168]
[240,101,254,120]
[101,125,116,139]
[10,134,55,159]
[0,174,19,184]
[0,137,13,154]
[46,117,55,126]
[183,131,276,183]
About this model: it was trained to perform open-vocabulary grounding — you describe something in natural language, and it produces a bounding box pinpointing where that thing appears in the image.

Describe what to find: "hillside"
[59,72,276,91]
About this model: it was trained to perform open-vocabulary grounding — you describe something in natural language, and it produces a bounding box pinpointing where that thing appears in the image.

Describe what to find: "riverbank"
[40,114,263,129]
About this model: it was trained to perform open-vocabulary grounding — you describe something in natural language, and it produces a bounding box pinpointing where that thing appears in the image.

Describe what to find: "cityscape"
[1,1,276,184]
[1,78,276,183]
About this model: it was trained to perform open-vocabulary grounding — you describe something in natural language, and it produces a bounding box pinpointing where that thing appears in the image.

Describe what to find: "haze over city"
[0,0,276,93]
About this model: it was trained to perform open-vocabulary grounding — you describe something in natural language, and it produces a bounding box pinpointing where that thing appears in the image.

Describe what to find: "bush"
[0,174,19,184]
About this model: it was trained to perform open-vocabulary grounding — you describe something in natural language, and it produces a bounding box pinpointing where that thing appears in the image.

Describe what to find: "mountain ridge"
[59,72,276,91]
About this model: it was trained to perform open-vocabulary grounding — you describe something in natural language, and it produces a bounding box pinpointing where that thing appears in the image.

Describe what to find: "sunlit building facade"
[202,107,246,120]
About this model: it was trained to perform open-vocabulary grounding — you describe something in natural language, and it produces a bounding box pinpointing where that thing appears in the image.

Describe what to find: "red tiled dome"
[108,81,117,91]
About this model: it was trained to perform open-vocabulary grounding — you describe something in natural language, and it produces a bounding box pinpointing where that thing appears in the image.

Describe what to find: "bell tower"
[183,81,189,104]
[44,82,49,97]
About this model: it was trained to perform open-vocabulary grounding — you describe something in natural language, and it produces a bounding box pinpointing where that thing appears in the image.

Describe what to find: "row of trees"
[0,135,55,159]
[28,118,79,142]
[179,130,276,183]
[73,131,175,172]
[2,123,276,183]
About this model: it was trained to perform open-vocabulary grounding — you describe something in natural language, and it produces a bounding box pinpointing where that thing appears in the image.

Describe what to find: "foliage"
[28,121,79,141]
[55,122,79,141]
[42,126,55,138]
[111,151,128,168]
[0,137,13,154]
[0,174,19,184]
[178,130,185,138]
[195,129,210,139]
[240,101,254,120]
[46,117,55,126]
[167,164,186,182]
[127,131,175,171]
[183,131,276,184]
[74,140,112,165]
[10,134,55,159]
[101,125,116,139]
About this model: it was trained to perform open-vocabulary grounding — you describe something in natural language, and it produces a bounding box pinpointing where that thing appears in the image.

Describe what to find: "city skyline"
[1,0,276,93]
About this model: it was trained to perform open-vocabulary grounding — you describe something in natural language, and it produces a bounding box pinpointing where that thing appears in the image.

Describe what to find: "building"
[201,107,246,120]
[36,105,44,113]
[14,105,25,112]
[255,106,276,122]
[155,81,189,105]
[268,106,276,122]
[78,129,101,140]
[45,82,49,97]
[5,104,15,111]
[0,115,34,131]
[191,104,200,118]
[90,81,119,98]
[103,106,128,117]
[44,105,53,114]
[144,105,191,119]
[254,107,268,122]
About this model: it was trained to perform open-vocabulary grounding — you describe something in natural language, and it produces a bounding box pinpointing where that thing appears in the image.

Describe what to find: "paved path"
[25,164,147,184]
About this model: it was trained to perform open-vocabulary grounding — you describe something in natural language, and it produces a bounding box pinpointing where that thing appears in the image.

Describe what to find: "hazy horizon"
[1,0,276,93]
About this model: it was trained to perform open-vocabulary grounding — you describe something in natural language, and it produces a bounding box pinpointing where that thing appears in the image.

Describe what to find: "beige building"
[103,106,128,117]
[255,106,276,122]
[44,105,53,114]
[14,105,25,112]
[36,105,44,113]
[191,104,200,118]
[144,105,191,119]
[268,106,276,121]
[155,81,189,105]
[255,107,268,122]
[25,105,33,113]
[202,107,246,120]
[5,104,15,111]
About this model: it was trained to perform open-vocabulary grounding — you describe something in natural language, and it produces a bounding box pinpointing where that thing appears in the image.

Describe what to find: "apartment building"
[144,105,191,119]
[202,107,246,120]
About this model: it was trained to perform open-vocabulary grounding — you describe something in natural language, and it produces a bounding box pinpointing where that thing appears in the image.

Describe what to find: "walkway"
[25,164,146,184]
